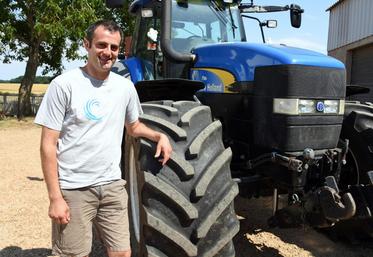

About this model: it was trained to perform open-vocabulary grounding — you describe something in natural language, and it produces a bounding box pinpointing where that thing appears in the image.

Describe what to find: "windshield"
[171,0,245,53]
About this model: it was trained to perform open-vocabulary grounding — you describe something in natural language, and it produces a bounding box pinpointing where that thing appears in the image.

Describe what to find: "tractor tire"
[339,101,373,189]
[327,101,373,241]
[124,100,239,257]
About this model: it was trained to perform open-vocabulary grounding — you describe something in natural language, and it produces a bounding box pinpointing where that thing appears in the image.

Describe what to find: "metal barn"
[327,0,373,101]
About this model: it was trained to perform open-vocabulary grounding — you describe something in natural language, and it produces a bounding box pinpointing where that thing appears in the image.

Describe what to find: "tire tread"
[144,172,198,220]
[145,208,198,257]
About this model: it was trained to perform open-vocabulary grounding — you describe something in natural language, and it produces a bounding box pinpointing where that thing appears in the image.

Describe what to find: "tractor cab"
[120,0,303,83]
[127,0,246,80]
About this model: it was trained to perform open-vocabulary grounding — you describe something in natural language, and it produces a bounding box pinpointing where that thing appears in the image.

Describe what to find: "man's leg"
[52,188,99,257]
[95,180,131,257]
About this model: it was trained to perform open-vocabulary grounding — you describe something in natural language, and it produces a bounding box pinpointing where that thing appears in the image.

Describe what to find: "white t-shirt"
[35,68,143,189]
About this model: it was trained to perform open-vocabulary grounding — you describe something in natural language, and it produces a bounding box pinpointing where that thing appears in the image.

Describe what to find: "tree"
[0,0,134,119]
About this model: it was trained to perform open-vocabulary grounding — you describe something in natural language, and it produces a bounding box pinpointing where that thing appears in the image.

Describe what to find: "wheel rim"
[129,143,140,243]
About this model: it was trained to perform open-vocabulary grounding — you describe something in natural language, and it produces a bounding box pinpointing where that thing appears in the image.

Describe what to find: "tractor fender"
[135,79,204,102]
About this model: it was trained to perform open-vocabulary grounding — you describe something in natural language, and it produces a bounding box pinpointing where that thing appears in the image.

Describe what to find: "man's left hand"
[126,121,173,165]
[154,133,172,165]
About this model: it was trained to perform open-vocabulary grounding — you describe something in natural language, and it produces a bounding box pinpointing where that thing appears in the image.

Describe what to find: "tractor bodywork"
[107,0,373,256]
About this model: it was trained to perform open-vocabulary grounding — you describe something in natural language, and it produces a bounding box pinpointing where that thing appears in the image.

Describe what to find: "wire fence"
[0,93,44,116]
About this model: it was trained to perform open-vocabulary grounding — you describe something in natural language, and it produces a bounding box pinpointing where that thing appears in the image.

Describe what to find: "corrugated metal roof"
[326,0,346,11]
[327,0,373,51]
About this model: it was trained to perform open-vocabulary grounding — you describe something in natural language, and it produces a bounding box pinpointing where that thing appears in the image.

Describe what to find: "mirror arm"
[240,5,288,13]
[241,14,265,43]
[239,4,303,14]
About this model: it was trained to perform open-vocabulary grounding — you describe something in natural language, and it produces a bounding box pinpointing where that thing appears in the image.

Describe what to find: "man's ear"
[83,38,90,49]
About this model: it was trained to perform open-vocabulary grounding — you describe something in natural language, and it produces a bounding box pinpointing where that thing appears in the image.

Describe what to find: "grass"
[0,83,48,95]
[0,116,39,129]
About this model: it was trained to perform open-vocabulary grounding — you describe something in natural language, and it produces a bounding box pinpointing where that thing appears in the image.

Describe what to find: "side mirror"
[105,0,124,8]
[265,20,277,28]
[290,4,303,28]
[141,8,154,18]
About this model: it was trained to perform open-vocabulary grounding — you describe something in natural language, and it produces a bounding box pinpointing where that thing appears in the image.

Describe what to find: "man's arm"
[125,120,172,165]
[40,127,70,224]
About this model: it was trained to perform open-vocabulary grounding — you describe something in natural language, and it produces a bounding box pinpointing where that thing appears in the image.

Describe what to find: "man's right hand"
[40,127,69,224]
[49,197,70,224]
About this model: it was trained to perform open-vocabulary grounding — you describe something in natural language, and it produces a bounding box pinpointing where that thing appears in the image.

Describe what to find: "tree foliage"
[0,75,53,84]
[0,0,135,118]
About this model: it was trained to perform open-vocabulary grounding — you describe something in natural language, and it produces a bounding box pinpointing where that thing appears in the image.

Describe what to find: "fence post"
[0,93,44,116]
[3,94,7,113]
[31,95,34,114]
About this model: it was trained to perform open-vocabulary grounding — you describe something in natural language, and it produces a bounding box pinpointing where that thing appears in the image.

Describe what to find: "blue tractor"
[107,0,373,256]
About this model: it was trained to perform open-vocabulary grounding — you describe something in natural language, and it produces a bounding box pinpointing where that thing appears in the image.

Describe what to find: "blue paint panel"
[123,57,144,84]
[192,43,345,82]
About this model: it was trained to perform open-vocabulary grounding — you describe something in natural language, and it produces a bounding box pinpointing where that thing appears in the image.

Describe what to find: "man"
[35,20,172,257]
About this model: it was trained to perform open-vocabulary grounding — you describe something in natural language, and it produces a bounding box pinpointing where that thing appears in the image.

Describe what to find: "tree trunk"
[17,44,39,120]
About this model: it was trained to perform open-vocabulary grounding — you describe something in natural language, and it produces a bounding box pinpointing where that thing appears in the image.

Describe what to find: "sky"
[243,0,337,53]
[0,0,337,80]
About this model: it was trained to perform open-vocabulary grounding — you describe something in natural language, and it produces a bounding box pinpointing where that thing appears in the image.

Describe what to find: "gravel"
[0,123,372,257]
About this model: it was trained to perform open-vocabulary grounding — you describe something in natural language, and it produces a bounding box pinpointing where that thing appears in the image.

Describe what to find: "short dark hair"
[85,20,123,45]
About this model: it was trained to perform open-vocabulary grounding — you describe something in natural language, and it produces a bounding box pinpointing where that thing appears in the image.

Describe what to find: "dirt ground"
[1,120,373,257]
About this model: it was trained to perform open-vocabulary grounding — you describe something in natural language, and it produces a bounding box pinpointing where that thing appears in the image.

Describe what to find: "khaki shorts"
[52,179,130,257]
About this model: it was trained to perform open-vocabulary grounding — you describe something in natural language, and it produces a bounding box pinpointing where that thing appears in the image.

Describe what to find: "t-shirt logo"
[84,99,105,121]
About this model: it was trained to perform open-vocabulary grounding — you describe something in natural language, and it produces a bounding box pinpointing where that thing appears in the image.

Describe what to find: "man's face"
[84,25,121,75]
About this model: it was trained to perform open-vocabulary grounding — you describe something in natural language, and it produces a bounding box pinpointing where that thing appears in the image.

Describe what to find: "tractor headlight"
[273,98,299,115]
[273,98,345,115]
[298,99,315,114]
[323,100,339,114]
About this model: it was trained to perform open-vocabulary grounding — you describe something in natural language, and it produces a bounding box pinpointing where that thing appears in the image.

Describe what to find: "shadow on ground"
[0,242,115,257]
[0,243,109,257]
[0,246,51,257]
[27,176,44,181]
[233,196,373,257]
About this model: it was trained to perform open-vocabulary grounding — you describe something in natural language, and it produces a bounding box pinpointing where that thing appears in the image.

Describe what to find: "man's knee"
[107,249,131,257]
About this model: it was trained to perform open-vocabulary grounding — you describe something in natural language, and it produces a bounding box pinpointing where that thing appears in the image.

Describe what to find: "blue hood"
[192,42,345,81]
